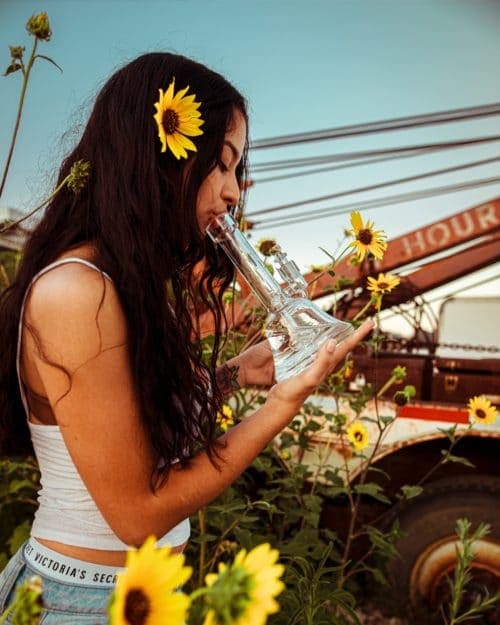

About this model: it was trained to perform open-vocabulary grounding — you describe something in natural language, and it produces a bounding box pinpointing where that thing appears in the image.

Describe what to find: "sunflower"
[366,272,400,295]
[467,396,497,425]
[217,404,235,431]
[203,543,285,625]
[256,238,279,257]
[348,211,387,262]
[346,421,369,451]
[109,536,192,625]
[153,79,204,160]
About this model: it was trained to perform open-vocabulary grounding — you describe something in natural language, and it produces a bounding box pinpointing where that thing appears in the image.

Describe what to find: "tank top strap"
[16,258,113,418]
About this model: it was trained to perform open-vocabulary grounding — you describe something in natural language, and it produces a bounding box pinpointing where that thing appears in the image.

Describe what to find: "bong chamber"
[206,213,354,381]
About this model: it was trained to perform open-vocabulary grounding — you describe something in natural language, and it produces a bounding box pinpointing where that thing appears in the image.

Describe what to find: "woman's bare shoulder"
[27,261,117,312]
[25,262,127,358]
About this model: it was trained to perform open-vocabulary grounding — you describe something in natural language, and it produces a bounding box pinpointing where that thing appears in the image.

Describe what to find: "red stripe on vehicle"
[399,404,469,424]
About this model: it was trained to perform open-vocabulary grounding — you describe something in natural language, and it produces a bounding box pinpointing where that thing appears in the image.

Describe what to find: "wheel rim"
[410,535,500,609]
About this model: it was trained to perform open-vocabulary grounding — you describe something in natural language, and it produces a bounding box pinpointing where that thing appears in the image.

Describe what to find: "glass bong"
[206,213,354,381]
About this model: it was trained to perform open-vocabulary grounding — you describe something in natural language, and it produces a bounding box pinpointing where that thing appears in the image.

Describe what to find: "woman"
[0,52,373,623]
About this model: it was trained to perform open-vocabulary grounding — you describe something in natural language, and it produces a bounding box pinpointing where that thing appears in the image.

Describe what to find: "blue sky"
[1,0,499,323]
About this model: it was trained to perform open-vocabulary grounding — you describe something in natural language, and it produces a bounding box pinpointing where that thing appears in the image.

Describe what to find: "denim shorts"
[0,542,116,625]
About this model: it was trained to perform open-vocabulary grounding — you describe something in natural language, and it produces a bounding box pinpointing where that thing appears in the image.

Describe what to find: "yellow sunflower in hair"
[153,78,204,159]
[109,536,192,625]
[467,396,497,425]
[348,211,387,262]
[366,272,400,295]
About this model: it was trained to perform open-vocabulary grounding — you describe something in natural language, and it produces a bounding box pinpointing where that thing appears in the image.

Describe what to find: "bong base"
[270,322,354,382]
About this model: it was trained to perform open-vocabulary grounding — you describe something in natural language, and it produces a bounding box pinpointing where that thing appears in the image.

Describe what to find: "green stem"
[376,374,397,398]
[0,603,13,625]
[0,264,10,289]
[337,453,356,589]
[0,38,39,200]
[0,174,69,234]
[197,508,207,588]
[306,245,350,290]
[352,296,377,322]
[188,587,209,603]
[339,398,388,583]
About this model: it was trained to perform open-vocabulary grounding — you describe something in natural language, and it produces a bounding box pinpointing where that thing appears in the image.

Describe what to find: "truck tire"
[387,474,500,621]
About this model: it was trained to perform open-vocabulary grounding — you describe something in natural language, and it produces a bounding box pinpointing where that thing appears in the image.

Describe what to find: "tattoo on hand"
[216,363,241,396]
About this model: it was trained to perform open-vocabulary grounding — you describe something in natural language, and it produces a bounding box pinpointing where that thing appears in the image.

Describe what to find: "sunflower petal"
[350,211,363,231]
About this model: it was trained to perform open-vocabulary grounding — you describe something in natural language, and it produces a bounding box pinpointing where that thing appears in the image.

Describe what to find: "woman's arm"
[26,264,373,546]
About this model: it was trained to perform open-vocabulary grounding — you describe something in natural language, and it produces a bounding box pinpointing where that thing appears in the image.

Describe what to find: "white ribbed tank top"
[17,258,190,549]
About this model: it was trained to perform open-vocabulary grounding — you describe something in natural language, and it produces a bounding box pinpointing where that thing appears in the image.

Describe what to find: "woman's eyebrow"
[224,140,241,163]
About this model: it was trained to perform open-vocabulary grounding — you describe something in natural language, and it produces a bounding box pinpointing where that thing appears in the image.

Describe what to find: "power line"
[251,138,500,184]
[250,102,500,149]
[250,135,500,174]
[252,152,428,184]
[251,176,500,229]
[247,155,500,217]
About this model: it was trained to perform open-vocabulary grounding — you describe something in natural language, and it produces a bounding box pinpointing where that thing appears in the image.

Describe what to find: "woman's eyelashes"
[218,160,229,173]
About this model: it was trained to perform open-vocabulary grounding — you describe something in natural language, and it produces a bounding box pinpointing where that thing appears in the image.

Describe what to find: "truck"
[303,197,500,615]
[212,197,500,615]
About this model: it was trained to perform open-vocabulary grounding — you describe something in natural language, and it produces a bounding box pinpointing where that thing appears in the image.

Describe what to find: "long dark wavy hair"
[0,52,249,483]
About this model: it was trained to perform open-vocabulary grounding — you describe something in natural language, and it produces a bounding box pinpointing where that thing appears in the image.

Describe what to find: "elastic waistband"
[23,538,124,588]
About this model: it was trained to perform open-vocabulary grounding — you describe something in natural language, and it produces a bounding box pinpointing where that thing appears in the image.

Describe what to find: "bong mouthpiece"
[205,213,237,243]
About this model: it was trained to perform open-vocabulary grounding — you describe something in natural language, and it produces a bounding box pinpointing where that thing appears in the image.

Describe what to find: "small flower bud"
[343,360,353,380]
[26,12,52,41]
[25,576,42,594]
[66,160,91,194]
[257,238,279,257]
[310,263,328,273]
[9,45,25,60]
[392,365,407,382]
[393,391,408,406]
[3,62,22,76]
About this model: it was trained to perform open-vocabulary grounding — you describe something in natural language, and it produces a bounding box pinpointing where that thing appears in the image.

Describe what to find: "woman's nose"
[222,177,240,207]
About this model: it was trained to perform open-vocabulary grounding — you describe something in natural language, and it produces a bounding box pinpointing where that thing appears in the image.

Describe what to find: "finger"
[300,319,375,385]
[332,318,375,361]
[299,336,341,387]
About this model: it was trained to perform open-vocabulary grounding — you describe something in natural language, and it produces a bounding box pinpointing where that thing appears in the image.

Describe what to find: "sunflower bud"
[66,160,91,194]
[26,12,52,41]
[392,365,407,382]
[3,62,22,76]
[393,391,408,407]
[9,45,25,60]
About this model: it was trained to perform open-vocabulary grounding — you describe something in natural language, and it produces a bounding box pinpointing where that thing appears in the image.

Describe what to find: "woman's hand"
[216,340,275,395]
[266,319,375,414]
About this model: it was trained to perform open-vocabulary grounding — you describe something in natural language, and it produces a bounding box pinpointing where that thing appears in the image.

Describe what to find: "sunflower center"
[163,108,179,135]
[358,229,373,245]
[476,409,486,420]
[378,282,389,290]
[124,589,150,625]
[354,431,363,441]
